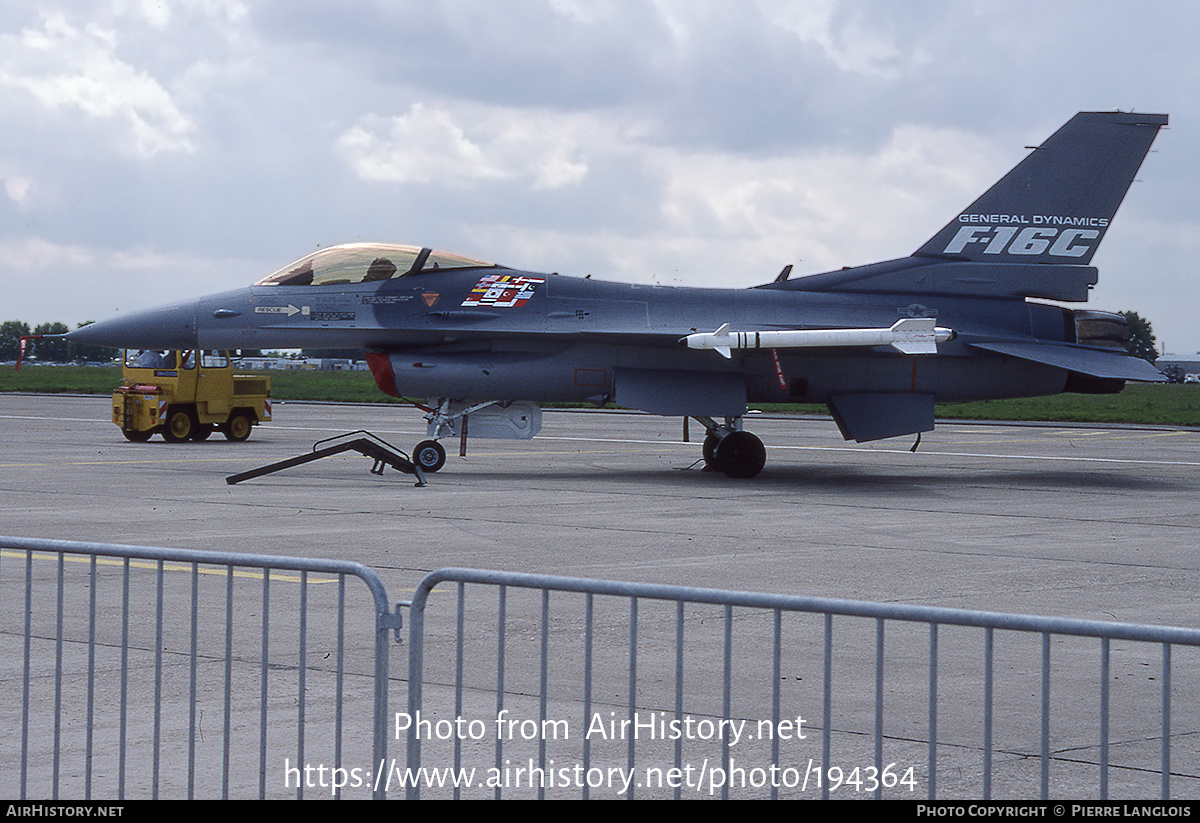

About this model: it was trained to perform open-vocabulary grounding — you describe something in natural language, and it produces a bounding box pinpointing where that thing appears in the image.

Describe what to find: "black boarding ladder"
[226,430,428,487]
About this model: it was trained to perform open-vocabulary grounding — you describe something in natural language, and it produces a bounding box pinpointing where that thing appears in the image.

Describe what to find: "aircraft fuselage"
[97,265,1072,409]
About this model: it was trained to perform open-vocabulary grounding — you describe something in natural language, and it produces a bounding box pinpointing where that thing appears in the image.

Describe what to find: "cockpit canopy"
[255,243,499,287]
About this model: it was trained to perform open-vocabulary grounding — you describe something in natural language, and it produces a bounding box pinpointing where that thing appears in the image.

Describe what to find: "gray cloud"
[2,0,1197,353]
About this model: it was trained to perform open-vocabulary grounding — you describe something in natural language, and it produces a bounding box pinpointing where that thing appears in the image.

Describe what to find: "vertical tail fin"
[915,111,1167,265]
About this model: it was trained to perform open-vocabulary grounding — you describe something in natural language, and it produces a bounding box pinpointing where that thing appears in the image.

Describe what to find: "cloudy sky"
[3,1,1197,354]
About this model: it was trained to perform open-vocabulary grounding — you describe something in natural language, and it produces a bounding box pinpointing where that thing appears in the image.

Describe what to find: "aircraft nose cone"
[69,300,199,349]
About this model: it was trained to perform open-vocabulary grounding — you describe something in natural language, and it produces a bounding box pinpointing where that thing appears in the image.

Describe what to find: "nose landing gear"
[412,439,447,473]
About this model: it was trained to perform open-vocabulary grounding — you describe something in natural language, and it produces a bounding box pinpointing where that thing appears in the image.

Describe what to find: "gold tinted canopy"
[256,243,497,287]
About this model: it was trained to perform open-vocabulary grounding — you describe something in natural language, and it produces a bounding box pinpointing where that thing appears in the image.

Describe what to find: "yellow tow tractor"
[114,349,271,442]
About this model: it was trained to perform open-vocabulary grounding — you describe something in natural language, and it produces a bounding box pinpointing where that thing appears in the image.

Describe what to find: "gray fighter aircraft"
[70,111,1168,478]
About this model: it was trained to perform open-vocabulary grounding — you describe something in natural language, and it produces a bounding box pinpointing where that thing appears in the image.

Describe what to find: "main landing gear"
[695,416,766,478]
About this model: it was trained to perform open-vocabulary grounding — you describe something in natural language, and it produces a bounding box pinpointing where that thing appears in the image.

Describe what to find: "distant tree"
[0,320,31,360]
[1119,311,1158,362]
[33,322,71,362]
[1159,363,1184,383]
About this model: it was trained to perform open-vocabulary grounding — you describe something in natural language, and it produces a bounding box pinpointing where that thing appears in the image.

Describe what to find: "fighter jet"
[70,111,1168,478]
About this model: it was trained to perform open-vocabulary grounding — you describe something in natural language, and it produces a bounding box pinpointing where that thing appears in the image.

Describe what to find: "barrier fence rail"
[0,535,398,800]
[3,536,1199,799]
[405,568,1200,800]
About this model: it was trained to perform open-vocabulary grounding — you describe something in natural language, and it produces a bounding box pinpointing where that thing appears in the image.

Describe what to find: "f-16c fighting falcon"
[71,111,1168,478]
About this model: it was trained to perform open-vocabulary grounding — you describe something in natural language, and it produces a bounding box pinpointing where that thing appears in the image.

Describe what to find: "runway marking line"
[0,414,103,423]
[933,430,1194,445]
[1,550,441,602]
[8,442,1199,470]
[6,408,1198,470]
[0,549,336,585]
[0,451,620,470]
[770,444,1200,467]
[1,457,243,468]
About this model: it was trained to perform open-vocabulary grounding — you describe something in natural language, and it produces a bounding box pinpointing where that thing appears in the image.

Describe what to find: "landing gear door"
[427,401,542,440]
[614,367,746,417]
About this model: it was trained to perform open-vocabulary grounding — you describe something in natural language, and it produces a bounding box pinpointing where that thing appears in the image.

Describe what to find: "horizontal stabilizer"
[971,341,1166,382]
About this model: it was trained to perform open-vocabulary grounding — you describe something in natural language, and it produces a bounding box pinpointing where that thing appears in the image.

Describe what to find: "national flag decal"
[461,274,546,308]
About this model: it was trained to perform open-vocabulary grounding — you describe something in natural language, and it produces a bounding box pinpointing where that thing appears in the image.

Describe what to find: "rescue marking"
[255,304,304,316]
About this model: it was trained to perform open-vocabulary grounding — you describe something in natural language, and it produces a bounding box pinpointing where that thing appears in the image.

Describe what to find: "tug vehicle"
[113,349,270,442]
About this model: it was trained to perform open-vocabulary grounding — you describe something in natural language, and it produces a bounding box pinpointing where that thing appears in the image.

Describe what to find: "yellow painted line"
[0,414,102,423]
[0,453,378,469]
[0,549,335,585]
[0,458,243,468]
[1103,431,1196,441]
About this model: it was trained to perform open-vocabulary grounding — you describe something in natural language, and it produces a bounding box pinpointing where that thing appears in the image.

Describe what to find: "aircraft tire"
[163,407,196,442]
[715,431,766,479]
[702,433,721,468]
[413,440,446,473]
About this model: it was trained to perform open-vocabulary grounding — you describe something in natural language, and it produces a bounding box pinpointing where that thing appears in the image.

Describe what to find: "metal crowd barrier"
[3,537,1198,799]
[0,536,398,799]
[405,568,1200,799]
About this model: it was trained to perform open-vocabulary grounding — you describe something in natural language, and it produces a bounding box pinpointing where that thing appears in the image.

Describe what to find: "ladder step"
[226,436,427,486]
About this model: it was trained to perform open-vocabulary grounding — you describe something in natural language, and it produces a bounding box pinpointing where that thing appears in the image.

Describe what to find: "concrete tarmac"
[2,394,1199,799]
